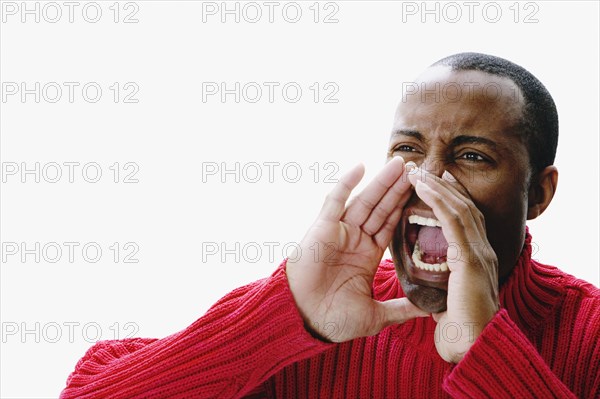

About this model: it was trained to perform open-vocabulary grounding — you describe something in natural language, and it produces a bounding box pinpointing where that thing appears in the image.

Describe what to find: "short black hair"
[432,52,558,174]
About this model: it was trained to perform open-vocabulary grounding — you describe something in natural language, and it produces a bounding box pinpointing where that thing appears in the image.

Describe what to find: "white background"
[1,1,598,397]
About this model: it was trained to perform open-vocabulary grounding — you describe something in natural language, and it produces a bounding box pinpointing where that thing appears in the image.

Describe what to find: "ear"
[527,165,558,220]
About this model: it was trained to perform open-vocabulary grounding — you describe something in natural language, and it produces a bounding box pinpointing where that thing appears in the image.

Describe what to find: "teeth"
[411,241,448,272]
[408,215,441,227]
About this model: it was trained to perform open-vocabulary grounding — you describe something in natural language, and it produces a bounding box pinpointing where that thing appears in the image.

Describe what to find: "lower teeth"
[412,241,448,272]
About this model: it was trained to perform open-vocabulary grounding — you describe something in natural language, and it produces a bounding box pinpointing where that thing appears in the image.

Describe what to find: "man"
[60,53,599,398]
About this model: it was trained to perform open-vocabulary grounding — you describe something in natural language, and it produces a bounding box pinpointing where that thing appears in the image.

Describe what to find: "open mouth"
[402,213,450,284]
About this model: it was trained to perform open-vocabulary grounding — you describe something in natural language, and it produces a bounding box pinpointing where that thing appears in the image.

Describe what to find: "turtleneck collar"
[498,227,566,335]
[379,227,567,336]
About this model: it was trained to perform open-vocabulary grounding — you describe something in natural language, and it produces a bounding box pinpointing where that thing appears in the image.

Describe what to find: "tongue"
[417,226,448,264]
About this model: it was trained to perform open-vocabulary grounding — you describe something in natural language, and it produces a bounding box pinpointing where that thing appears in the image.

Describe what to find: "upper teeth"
[408,215,441,227]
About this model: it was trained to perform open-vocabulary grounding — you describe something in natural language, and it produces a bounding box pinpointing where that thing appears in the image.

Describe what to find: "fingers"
[343,157,408,227]
[361,160,413,237]
[408,165,473,216]
[378,297,430,327]
[407,165,485,240]
[413,181,469,247]
[318,163,365,222]
[408,165,496,280]
[372,190,409,249]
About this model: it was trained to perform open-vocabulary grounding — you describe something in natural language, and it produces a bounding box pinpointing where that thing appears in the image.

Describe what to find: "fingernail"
[442,170,457,182]
[405,161,418,175]
[393,155,405,163]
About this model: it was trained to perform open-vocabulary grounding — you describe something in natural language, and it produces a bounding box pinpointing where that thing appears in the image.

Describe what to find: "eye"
[457,152,487,162]
[393,145,417,153]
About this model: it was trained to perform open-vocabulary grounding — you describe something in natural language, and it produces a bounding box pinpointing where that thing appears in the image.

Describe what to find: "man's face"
[388,66,532,313]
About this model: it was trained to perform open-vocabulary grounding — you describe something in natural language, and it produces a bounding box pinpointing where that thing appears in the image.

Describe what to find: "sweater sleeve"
[442,309,577,398]
[59,259,332,399]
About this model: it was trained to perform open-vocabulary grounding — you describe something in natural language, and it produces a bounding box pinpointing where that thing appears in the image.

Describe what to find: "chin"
[398,272,448,313]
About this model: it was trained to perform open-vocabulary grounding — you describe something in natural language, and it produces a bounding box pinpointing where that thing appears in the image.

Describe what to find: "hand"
[407,164,500,363]
[286,157,429,343]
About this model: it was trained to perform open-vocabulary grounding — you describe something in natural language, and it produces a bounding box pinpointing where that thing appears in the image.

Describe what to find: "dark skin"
[389,66,533,313]
[286,66,558,363]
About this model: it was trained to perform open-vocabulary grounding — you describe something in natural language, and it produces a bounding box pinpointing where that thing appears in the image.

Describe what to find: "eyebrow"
[391,129,498,149]
[451,135,498,149]
[391,129,424,140]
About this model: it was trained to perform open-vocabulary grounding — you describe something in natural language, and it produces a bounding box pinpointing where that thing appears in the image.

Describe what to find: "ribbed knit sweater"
[60,232,599,398]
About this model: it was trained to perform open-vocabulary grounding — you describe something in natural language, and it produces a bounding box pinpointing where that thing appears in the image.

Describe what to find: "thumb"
[377,297,430,327]
[431,311,446,323]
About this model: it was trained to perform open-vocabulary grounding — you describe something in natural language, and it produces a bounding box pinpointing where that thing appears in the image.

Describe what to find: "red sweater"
[60,233,599,398]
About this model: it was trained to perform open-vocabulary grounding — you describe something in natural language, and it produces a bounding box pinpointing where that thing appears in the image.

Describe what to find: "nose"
[404,154,447,209]
[418,154,446,178]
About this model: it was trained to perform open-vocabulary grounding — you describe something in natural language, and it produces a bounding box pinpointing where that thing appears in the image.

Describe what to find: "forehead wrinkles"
[394,79,524,139]
[394,103,492,145]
